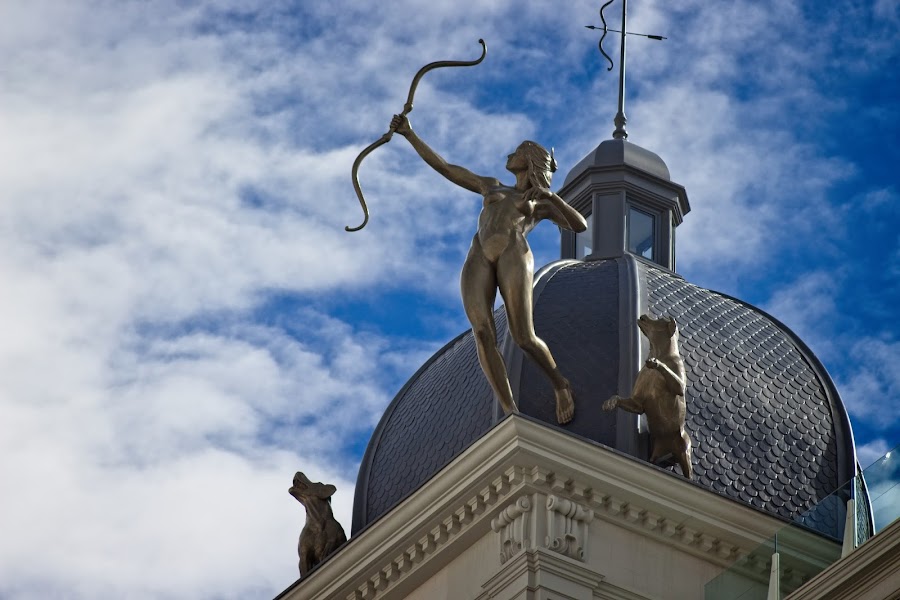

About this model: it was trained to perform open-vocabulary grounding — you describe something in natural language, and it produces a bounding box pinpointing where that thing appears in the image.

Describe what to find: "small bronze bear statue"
[289,471,347,577]
[603,315,693,478]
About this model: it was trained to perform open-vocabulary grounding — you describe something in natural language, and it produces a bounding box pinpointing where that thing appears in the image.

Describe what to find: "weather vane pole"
[614,0,628,139]
[586,0,666,140]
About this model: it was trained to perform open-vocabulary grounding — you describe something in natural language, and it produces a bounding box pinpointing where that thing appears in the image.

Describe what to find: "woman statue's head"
[513,140,557,190]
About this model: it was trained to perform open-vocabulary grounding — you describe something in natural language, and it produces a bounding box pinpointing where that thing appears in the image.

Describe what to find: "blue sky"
[0,0,898,598]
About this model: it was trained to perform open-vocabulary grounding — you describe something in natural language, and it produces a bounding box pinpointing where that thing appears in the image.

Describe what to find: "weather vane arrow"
[346,39,487,232]
[586,0,666,140]
[587,0,666,72]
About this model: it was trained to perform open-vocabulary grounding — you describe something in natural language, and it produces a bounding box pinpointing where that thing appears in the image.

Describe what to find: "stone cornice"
[506,417,788,553]
[275,416,825,600]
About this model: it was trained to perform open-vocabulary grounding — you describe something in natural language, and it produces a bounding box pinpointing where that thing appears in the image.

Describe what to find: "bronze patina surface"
[603,315,693,477]
[392,114,587,424]
[289,472,347,577]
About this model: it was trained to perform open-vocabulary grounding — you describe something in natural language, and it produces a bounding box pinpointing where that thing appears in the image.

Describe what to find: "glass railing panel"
[862,443,900,533]
[704,441,900,600]
[772,513,843,596]
[703,538,775,600]
[790,481,848,543]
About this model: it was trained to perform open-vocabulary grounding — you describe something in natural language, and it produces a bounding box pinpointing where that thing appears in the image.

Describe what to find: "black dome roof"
[352,255,858,538]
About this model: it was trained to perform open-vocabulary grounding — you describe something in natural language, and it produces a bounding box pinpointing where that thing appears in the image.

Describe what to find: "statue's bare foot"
[602,395,620,411]
[555,384,574,424]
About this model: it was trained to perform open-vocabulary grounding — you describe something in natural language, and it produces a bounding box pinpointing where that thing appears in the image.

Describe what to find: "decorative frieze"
[533,472,754,568]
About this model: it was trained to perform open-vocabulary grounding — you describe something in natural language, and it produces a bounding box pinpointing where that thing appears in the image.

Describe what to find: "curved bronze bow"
[346,39,487,232]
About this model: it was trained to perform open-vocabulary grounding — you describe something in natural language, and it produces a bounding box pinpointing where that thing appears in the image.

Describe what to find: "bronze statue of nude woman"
[391,114,587,424]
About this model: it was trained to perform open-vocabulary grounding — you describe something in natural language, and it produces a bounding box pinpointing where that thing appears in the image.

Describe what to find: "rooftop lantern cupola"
[559,0,689,271]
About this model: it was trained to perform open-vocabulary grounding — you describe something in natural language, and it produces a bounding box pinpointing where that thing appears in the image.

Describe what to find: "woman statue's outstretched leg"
[497,246,574,424]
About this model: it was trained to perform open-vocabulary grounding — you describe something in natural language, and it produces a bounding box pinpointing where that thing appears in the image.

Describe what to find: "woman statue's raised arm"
[391,114,498,196]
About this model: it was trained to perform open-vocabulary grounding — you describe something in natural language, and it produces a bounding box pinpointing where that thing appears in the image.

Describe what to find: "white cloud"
[0,305,412,597]
[0,5,559,595]
[858,439,893,469]
[762,271,841,361]
[838,338,900,430]
[860,442,900,532]
[858,187,898,212]
[0,12,427,581]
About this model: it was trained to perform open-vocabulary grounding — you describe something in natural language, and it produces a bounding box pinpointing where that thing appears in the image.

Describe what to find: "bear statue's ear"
[322,484,337,498]
[667,318,677,335]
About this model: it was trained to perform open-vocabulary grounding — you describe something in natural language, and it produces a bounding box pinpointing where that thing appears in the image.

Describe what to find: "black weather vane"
[585,0,666,140]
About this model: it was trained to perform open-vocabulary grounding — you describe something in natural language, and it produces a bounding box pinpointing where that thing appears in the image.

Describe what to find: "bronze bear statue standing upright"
[603,315,693,478]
